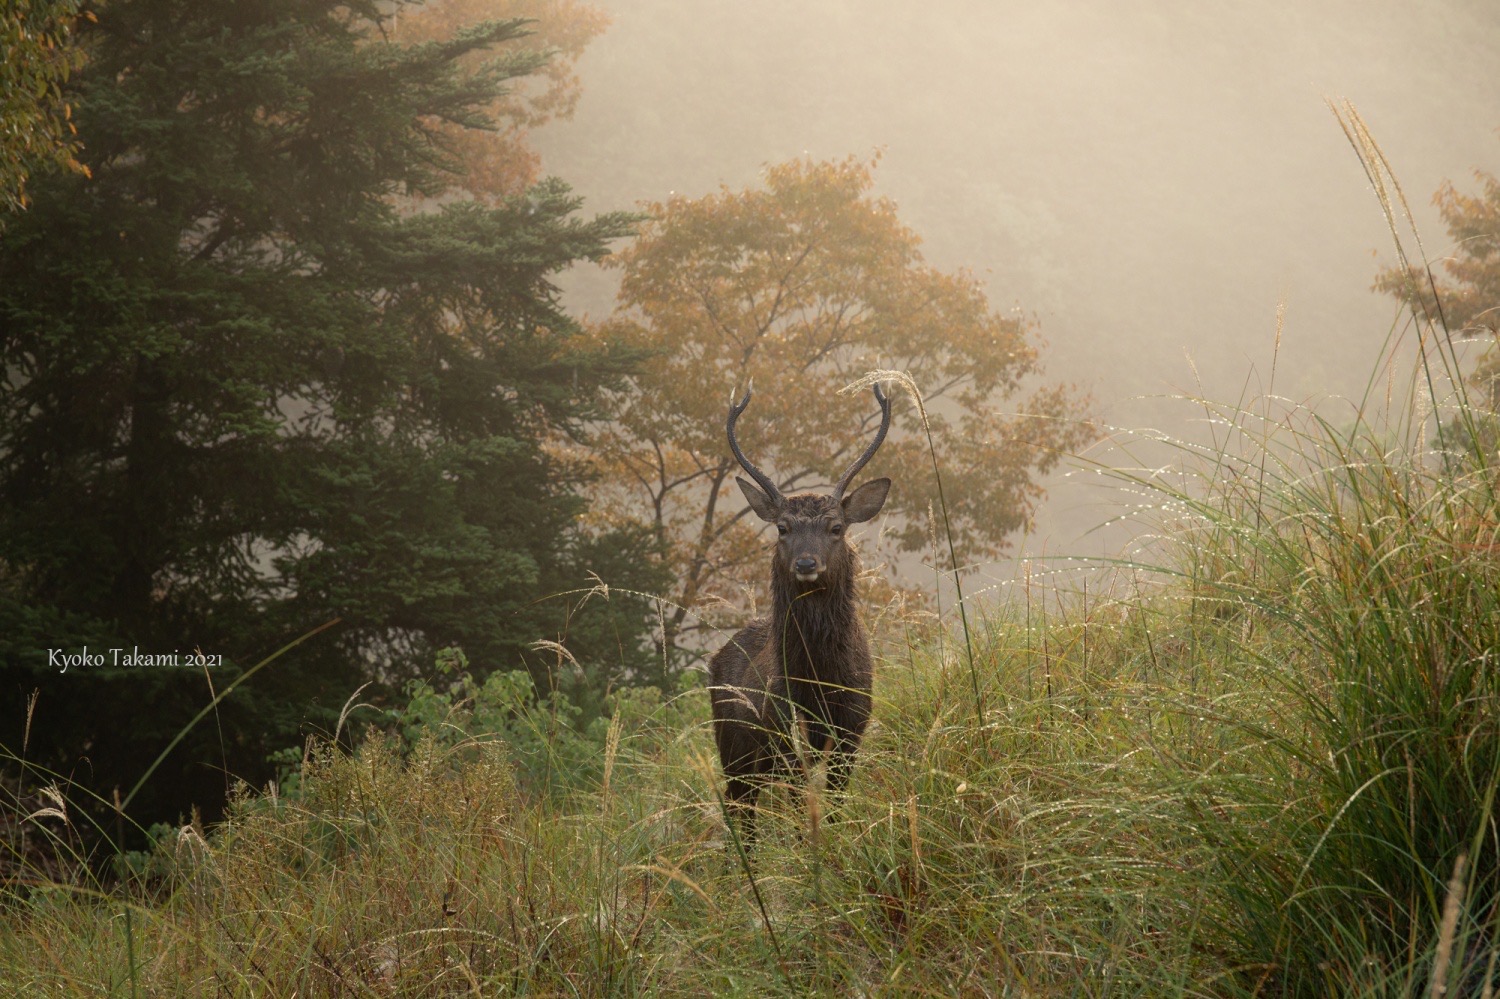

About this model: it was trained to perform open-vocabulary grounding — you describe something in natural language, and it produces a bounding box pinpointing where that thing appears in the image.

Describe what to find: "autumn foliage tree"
[588,156,1094,653]
[1376,137,1500,447]
[0,0,90,214]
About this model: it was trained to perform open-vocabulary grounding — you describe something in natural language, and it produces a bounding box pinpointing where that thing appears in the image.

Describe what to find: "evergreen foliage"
[0,0,662,827]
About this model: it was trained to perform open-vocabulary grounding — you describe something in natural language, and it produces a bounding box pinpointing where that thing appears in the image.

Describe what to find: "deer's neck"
[768,570,860,676]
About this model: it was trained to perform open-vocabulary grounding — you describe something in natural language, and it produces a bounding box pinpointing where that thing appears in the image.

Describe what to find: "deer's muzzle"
[793,556,821,581]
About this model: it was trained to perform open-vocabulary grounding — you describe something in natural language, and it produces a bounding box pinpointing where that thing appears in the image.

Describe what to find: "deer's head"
[727,384,892,586]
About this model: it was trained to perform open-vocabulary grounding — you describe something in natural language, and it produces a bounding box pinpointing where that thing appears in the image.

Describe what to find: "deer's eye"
[776,524,788,536]
[830,523,844,536]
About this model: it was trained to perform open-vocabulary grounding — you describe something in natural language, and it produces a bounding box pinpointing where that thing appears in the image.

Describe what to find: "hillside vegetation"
[4,314,1498,996]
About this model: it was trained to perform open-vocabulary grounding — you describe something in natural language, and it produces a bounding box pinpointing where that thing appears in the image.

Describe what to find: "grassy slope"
[0,605,1257,996]
[3,425,1496,996]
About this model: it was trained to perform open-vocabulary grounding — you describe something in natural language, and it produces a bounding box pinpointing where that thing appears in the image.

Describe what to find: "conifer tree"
[0,0,657,823]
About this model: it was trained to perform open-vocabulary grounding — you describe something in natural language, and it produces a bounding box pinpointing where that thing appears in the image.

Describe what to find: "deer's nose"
[793,557,818,575]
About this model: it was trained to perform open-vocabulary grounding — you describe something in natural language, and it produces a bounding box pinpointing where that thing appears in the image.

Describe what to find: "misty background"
[532,0,1500,586]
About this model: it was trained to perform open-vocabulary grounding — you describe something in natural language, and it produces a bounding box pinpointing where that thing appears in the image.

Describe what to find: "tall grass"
[1102,368,1500,993]
[5,407,1496,994]
[1106,102,1500,994]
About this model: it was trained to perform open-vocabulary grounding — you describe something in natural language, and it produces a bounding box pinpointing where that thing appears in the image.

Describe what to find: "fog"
[534,0,1500,576]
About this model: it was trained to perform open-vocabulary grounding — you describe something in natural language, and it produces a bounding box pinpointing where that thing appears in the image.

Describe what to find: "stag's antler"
[833,383,892,500]
[726,387,783,503]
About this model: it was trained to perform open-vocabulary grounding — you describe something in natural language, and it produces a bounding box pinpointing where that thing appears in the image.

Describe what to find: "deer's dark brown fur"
[708,385,891,844]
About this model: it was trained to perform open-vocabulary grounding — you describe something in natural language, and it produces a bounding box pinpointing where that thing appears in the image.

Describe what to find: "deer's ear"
[842,477,890,524]
[737,476,782,522]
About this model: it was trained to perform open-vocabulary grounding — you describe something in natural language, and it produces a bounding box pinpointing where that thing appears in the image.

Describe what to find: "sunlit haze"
[537,0,1500,571]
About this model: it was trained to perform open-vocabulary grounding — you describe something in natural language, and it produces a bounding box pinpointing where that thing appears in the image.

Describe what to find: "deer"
[708,382,892,846]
